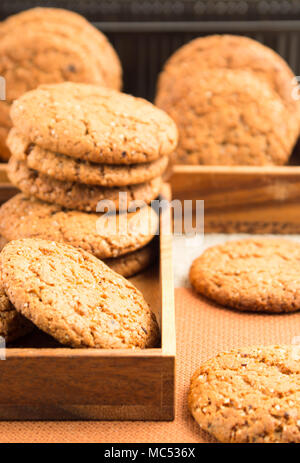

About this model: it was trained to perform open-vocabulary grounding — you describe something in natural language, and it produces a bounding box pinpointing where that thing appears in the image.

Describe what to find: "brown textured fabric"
[0,288,300,443]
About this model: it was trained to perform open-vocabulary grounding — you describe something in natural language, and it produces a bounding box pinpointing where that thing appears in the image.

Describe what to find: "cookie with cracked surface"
[0,194,158,259]
[8,129,168,186]
[156,34,300,122]
[105,242,156,277]
[0,8,121,160]
[0,238,160,348]
[189,345,300,443]
[156,68,299,165]
[0,285,33,343]
[0,233,155,278]
[7,157,162,212]
[189,238,300,313]
[10,82,178,164]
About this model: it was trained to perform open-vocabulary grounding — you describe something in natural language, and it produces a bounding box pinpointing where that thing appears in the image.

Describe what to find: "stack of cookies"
[1,82,177,277]
[0,7,122,160]
[0,238,160,348]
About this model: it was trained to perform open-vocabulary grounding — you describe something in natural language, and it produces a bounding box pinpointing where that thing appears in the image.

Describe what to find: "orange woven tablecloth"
[1,287,300,443]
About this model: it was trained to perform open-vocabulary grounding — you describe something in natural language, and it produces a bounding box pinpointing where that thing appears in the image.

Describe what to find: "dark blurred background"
[1,0,300,100]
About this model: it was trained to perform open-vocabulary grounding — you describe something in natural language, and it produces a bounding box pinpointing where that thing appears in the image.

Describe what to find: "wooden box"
[171,148,300,234]
[0,184,175,421]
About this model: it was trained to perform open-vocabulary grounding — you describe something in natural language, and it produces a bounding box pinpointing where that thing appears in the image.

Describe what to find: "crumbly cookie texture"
[156,68,299,165]
[0,235,155,277]
[0,9,121,160]
[7,157,162,212]
[10,82,178,164]
[0,235,155,278]
[0,194,158,259]
[189,345,300,443]
[105,242,156,277]
[0,286,33,343]
[0,239,160,348]
[157,34,300,119]
[8,129,168,187]
[189,238,300,313]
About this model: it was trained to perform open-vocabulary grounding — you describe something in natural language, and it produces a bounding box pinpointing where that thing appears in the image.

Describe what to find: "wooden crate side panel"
[0,355,174,420]
[171,167,300,233]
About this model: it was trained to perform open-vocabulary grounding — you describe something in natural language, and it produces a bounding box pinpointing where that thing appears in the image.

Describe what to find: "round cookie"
[8,157,162,212]
[0,286,33,343]
[189,238,300,313]
[156,68,299,165]
[10,82,178,164]
[0,194,158,259]
[156,34,300,120]
[0,7,122,160]
[105,242,155,277]
[0,7,122,91]
[0,239,160,348]
[8,129,168,187]
[189,345,300,443]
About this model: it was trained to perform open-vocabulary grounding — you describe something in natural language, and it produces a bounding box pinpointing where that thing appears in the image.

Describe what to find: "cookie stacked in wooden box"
[0,82,177,276]
[0,238,160,348]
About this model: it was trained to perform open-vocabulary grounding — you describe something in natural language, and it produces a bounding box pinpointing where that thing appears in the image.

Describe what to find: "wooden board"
[0,185,175,421]
[171,161,300,234]
[0,164,18,204]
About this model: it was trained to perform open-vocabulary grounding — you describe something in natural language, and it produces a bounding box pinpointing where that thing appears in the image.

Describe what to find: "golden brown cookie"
[0,285,33,343]
[0,7,122,91]
[0,238,160,348]
[10,82,178,164]
[8,129,168,186]
[0,235,155,277]
[0,194,158,259]
[0,233,155,278]
[0,7,121,160]
[0,234,155,277]
[156,68,299,165]
[189,345,300,443]
[189,238,300,313]
[7,157,162,212]
[157,34,300,119]
[105,242,156,277]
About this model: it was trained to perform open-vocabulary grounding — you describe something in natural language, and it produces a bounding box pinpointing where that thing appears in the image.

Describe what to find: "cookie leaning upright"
[156,35,300,165]
[0,239,160,348]
[0,7,122,91]
[189,238,300,313]
[0,7,122,161]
